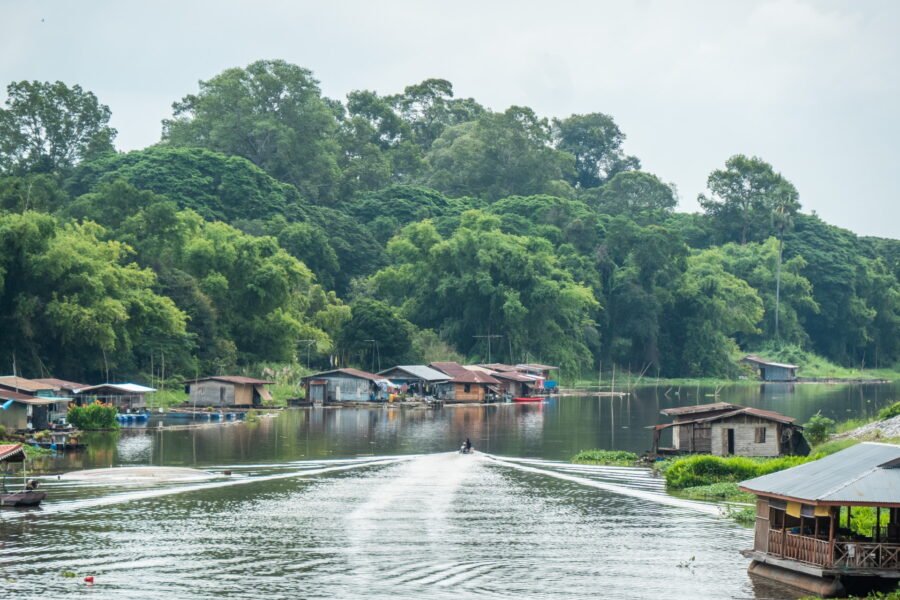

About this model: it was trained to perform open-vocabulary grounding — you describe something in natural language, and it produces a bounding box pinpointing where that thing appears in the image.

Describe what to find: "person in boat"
[25,479,39,491]
[465,437,472,453]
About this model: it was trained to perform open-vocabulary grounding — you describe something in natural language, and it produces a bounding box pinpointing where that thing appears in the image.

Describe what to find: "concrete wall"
[0,403,27,430]
[711,417,781,457]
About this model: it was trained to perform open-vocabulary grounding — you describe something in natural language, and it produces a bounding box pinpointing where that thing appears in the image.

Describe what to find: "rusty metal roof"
[31,377,88,391]
[740,442,900,505]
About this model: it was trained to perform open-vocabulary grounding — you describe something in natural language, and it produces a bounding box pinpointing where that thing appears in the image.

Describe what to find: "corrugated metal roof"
[515,363,559,372]
[302,368,381,382]
[32,377,88,391]
[0,376,60,392]
[430,362,499,384]
[478,363,518,372]
[378,365,449,382]
[78,383,156,394]
[740,442,900,505]
[491,370,536,383]
[742,354,799,369]
[190,376,274,385]
[661,402,739,416]
[0,389,38,401]
[696,407,797,425]
[0,444,25,462]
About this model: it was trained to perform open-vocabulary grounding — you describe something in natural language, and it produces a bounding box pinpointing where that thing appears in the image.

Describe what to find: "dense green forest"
[0,61,898,382]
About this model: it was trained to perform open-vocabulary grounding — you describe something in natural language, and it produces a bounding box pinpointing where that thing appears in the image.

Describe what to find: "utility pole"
[298,340,316,370]
[473,334,502,364]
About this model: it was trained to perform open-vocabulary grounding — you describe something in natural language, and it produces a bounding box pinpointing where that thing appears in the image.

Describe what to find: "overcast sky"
[1,0,898,238]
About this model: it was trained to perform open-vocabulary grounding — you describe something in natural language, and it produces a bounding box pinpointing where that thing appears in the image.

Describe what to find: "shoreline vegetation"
[572,401,900,528]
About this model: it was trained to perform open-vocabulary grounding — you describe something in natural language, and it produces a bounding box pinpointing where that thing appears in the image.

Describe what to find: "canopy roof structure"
[188,375,274,385]
[0,444,25,463]
[78,383,157,394]
[430,362,499,384]
[740,442,900,506]
[742,354,799,370]
[302,368,381,382]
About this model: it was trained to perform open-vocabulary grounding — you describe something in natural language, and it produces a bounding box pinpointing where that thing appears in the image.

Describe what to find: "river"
[1,382,897,599]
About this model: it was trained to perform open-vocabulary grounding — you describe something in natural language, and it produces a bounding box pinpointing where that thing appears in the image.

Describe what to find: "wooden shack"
[76,383,156,411]
[429,362,500,403]
[301,368,383,404]
[186,376,274,408]
[743,355,799,381]
[652,402,807,457]
[740,443,900,597]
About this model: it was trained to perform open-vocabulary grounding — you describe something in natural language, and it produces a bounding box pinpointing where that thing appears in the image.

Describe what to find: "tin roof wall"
[379,365,450,382]
[0,376,60,393]
[740,442,900,505]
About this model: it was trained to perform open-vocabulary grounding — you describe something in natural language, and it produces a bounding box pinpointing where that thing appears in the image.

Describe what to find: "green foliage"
[371,211,600,373]
[571,449,638,466]
[664,454,811,490]
[553,112,639,189]
[67,402,118,430]
[338,298,415,368]
[878,401,900,421]
[724,504,757,526]
[587,170,675,223]
[675,482,754,503]
[0,80,116,175]
[162,60,341,203]
[804,412,836,446]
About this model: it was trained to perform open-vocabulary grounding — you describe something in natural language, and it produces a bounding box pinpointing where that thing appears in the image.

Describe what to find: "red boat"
[513,396,545,403]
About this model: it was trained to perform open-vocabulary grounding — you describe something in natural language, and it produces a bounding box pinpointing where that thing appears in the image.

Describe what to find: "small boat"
[0,443,46,508]
[513,396,545,403]
[0,490,46,507]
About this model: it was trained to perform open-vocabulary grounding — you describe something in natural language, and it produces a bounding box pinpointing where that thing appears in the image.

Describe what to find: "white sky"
[1,0,898,238]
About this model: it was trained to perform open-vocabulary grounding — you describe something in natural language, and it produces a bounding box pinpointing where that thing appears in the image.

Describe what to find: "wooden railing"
[767,530,900,571]
[767,530,831,566]
[833,542,900,570]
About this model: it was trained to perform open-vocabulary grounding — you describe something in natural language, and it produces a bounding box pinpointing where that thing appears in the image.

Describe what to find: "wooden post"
[876,507,881,542]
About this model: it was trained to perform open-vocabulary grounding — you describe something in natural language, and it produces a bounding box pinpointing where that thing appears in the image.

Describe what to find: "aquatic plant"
[67,402,118,430]
[877,401,900,421]
[664,454,810,489]
[571,449,638,466]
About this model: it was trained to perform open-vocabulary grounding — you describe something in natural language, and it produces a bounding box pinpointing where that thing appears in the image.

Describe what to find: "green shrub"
[571,449,638,466]
[665,454,811,489]
[676,482,755,502]
[804,411,836,446]
[878,401,900,421]
[67,402,118,430]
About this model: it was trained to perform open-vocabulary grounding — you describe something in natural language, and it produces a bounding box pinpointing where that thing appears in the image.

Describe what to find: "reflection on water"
[1,382,895,599]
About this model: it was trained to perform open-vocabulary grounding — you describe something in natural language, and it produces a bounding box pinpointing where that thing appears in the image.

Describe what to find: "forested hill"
[0,61,898,383]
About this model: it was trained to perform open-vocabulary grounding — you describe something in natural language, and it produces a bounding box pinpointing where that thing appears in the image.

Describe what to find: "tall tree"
[553,113,640,189]
[590,170,676,222]
[0,81,116,175]
[162,60,342,203]
[389,78,485,150]
[699,155,800,245]
[427,107,575,200]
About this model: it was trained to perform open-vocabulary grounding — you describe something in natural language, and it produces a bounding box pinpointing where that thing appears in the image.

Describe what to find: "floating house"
[740,442,900,597]
[651,402,807,457]
[430,362,500,403]
[186,376,274,408]
[76,383,156,411]
[485,369,536,398]
[743,355,799,382]
[377,365,448,396]
[302,368,385,404]
[515,363,559,390]
[0,389,68,431]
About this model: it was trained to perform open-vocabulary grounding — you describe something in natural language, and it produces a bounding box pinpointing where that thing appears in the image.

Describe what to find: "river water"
[1,383,897,599]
